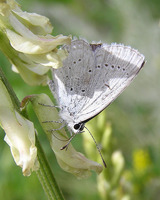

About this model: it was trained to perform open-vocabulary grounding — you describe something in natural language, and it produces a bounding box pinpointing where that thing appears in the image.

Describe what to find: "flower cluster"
[0,0,71,85]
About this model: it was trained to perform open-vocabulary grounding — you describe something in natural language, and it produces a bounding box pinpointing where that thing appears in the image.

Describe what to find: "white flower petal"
[0,80,39,175]
[12,10,53,34]
[2,110,39,176]
[6,28,71,54]
[11,60,50,85]
[50,130,103,179]
[22,49,67,73]
[9,13,38,40]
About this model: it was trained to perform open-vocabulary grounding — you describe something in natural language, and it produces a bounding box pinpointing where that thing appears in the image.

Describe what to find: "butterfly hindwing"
[75,42,145,122]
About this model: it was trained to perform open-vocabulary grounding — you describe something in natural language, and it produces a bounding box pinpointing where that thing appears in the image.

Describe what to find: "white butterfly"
[49,39,145,135]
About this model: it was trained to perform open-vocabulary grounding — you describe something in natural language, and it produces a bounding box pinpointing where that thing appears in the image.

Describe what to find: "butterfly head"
[66,121,85,134]
[73,123,85,132]
[60,110,85,134]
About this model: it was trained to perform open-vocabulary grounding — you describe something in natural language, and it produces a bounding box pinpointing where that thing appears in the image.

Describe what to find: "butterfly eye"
[74,124,80,130]
[74,123,85,131]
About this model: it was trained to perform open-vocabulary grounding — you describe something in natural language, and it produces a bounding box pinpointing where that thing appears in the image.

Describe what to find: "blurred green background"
[0,0,160,199]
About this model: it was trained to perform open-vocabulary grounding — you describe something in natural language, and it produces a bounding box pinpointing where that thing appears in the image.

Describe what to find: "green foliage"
[135,0,160,19]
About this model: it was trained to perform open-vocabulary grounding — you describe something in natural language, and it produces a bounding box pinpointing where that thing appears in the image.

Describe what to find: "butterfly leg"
[46,123,66,132]
[42,120,64,123]
[38,102,60,108]
[60,134,76,150]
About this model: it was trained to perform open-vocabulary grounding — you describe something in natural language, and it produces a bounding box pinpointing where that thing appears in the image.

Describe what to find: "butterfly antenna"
[84,126,107,168]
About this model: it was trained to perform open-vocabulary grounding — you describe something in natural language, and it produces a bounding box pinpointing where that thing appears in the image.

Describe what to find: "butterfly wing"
[50,40,97,114]
[51,40,145,124]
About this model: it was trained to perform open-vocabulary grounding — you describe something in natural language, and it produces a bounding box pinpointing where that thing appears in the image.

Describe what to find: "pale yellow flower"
[0,0,71,85]
[0,80,39,176]
[28,93,103,178]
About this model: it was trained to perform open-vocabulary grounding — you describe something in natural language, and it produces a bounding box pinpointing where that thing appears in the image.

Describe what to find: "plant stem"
[0,67,20,111]
[36,136,65,200]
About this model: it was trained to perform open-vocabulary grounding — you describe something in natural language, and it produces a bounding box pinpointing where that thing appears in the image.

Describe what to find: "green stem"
[0,67,20,111]
[36,136,65,200]
[0,67,65,200]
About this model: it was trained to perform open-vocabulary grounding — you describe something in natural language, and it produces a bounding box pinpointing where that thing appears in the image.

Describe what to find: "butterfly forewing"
[51,40,145,124]
[52,40,96,114]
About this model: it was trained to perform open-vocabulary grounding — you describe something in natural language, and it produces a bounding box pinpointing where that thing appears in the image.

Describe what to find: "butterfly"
[49,39,145,135]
